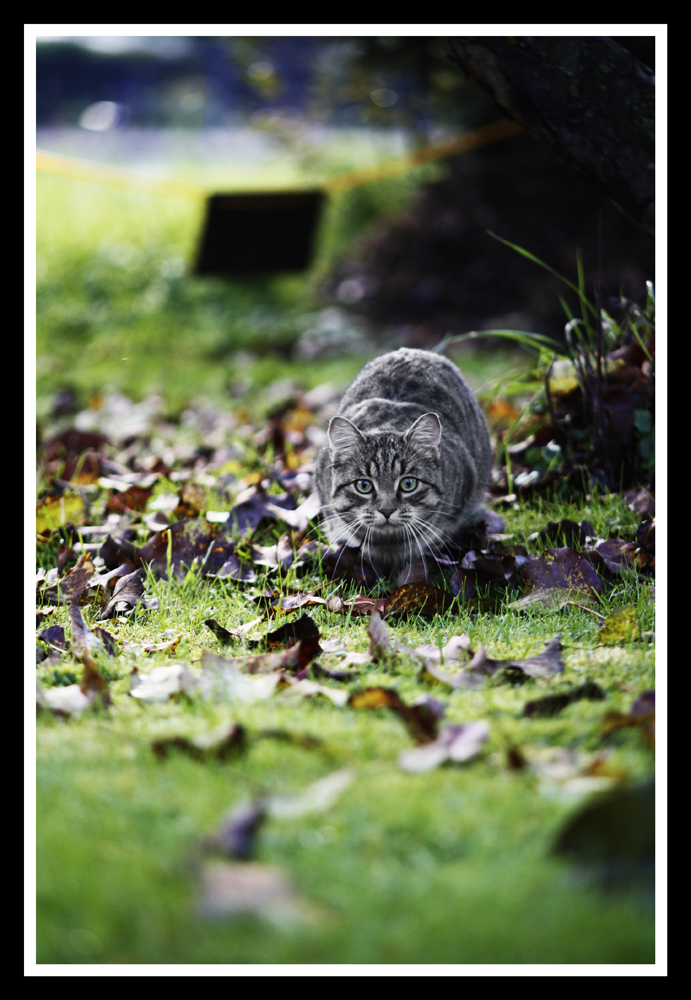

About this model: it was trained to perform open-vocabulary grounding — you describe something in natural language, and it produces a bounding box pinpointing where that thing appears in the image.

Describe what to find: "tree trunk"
[446,37,655,237]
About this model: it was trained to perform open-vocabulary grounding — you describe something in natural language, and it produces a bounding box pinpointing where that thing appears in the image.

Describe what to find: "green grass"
[35,153,655,966]
[36,489,655,966]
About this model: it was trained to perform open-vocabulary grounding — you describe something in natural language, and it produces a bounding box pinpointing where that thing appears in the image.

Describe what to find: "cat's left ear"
[404,412,442,456]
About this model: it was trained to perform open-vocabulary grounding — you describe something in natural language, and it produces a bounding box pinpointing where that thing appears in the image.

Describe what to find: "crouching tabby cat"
[315,347,492,573]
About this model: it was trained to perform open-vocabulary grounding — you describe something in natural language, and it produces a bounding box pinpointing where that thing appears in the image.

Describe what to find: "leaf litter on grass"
[36,380,655,943]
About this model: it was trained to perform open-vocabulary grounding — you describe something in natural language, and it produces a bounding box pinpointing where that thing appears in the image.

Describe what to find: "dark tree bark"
[446,37,655,237]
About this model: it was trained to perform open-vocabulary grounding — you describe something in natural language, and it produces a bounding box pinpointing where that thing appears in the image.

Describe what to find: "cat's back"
[337,347,481,435]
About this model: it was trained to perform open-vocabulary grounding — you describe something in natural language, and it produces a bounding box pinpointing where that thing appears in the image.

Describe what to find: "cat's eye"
[399,477,418,492]
[354,479,373,494]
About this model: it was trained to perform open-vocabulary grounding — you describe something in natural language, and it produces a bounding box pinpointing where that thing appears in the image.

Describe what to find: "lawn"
[33,145,656,968]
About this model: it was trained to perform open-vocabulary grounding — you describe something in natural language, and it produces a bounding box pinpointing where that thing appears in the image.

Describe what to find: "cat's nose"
[378,507,396,519]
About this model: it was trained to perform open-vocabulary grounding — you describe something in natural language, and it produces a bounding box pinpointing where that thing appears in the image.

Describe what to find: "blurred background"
[35,34,655,416]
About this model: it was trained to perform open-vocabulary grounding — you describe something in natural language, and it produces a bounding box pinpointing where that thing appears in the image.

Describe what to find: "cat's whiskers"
[403,519,431,581]
[406,518,449,578]
[407,514,458,566]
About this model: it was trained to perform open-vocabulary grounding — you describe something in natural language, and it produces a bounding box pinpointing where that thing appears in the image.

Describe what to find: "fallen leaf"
[265,615,322,662]
[367,610,394,661]
[228,489,297,537]
[532,519,588,549]
[37,683,91,717]
[123,634,183,657]
[196,860,324,925]
[69,602,111,705]
[598,606,641,644]
[200,653,284,702]
[267,769,354,819]
[152,721,245,763]
[98,533,139,571]
[463,634,565,679]
[509,587,600,611]
[348,687,443,744]
[36,608,55,628]
[201,534,257,582]
[420,661,486,690]
[383,583,456,618]
[202,798,266,859]
[523,682,606,717]
[591,538,635,573]
[266,592,328,616]
[42,552,95,605]
[36,493,88,534]
[204,616,265,644]
[399,721,489,772]
[281,677,350,708]
[38,624,70,653]
[105,483,153,514]
[95,568,145,620]
[518,547,602,595]
[138,518,221,580]
[130,664,191,703]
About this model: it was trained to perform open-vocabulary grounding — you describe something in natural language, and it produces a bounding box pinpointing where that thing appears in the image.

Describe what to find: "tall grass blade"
[487,231,598,320]
[433,328,564,356]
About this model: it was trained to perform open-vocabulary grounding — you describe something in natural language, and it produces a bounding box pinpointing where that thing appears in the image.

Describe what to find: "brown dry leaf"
[138,518,221,580]
[105,483,154,514]
[509,587,600,611]
[42,552,96,605]
[204,616,265,644]
[228,488,298,537]
[602,691,654,746]
[281,677,350,708]
[264,615,322,666]
[96,568,145,621]
[348,687,443,744]
[152,721,245,763]
[69,602,111,705]
[250,534,296,571]
[383,583,455,618]
[38,624,70,653]
[36,608,55,629]
[341,595,387,617]
[523,682,606,718]
[130,664,197,703]
[518,547,602,595]
[266,592,328,616]
[98,534,139,571]
[367,610,394,661]
[591,538,636,573]
[123,633,183,657]
[396,558,433,586]
[200,653,286,702]
[399,720,490,772]
[88,562,132,592]
[196,860,325,926]
[464,635,565,679]
[200,534,257,582]
[420,661,486,691]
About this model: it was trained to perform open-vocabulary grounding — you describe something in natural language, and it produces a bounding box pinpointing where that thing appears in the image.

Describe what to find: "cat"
[314,347,492,574]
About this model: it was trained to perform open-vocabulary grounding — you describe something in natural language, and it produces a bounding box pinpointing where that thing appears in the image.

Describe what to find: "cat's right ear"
[328,416,365,459]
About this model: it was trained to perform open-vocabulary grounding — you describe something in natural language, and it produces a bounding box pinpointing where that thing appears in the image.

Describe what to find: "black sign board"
[195,190,325,275]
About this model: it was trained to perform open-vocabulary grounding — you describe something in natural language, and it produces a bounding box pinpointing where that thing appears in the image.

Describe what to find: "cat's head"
[321,412,446,567]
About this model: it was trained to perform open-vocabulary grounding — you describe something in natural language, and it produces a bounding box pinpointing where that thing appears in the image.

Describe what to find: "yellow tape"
[322,119,522,194]
[36,119,522,201]
[35,149,206,202]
